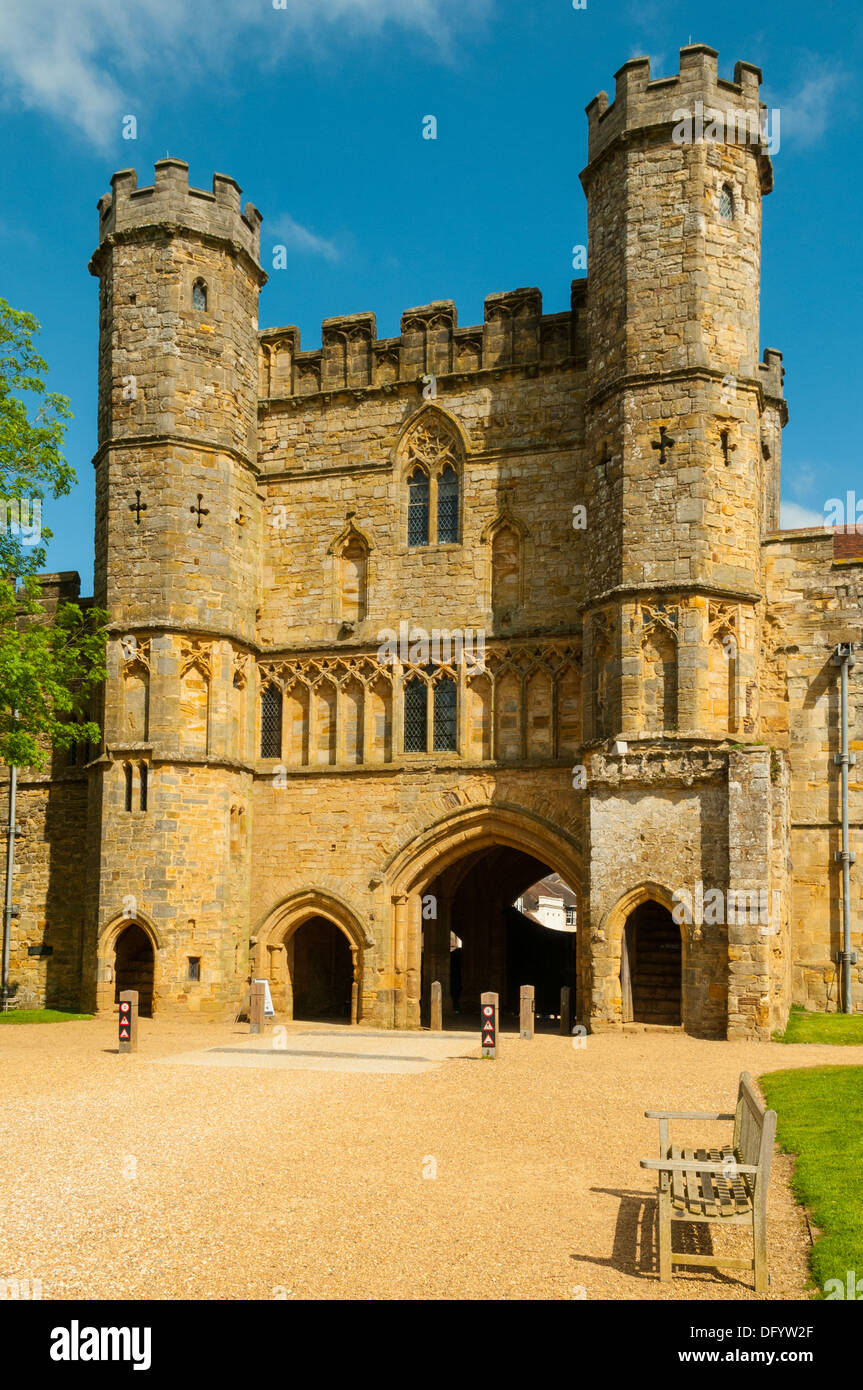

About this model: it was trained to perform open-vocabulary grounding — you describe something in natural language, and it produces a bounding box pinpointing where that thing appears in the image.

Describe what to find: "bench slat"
[681,1148,704,1215]
[699,1148,717,1216]
[713,1146,737,1216]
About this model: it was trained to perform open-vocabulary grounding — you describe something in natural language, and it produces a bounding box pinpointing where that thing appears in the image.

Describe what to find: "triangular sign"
[120,1027,129,1039]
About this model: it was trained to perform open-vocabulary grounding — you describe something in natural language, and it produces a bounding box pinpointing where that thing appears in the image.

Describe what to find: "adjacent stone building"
[3,45,861,1039]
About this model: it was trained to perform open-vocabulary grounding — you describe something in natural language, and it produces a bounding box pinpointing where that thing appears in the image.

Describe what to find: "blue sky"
[1,0,860,592]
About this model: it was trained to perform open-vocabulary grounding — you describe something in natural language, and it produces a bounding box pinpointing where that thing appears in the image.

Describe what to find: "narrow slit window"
[192,279,208,311]
[433,677,457,752]
[123,762,133,812]
[188,957,201,982]
[407,468,429,547]
[437,465,459,544]
[719,184,734,221]
[260,685,283,758]
[403,678,427,752]
[139,762,148,811]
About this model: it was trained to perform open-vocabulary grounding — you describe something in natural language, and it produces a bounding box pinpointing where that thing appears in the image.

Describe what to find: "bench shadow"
[568,1187,749,1290]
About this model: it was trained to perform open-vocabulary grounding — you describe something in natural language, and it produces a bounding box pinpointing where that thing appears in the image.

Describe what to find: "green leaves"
[0,578,107,770]
[0,298,105,768]
[0,297,74,579]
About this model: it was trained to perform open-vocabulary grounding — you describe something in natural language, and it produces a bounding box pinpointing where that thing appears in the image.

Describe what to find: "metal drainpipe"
[832,643,857,1013]
[2,763,18,1009]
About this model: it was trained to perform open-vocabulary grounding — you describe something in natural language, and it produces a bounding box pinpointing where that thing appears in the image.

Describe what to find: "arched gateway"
[255,890,371,1024]
[383,804,584,1030]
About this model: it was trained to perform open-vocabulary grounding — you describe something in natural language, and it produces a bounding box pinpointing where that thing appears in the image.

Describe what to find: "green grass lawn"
[760,1065,863,1297]
[0,1008,94,1024]
[773,1004,863,1045]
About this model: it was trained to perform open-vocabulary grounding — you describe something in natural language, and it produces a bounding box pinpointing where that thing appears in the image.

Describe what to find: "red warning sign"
[118,997,135,1051]
[481,1000,496,1055]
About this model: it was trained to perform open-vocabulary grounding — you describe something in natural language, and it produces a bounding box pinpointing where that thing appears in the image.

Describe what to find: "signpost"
[560,986,571,1036]
[481,991,498,1058]
[118,989,138,1054]
[250,980,267,1035]
[519,984,535,1040]
[430,980,442,1032]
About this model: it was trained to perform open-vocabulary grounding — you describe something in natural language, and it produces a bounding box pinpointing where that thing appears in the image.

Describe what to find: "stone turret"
[83,160,263,1016]
[578,44,784,742]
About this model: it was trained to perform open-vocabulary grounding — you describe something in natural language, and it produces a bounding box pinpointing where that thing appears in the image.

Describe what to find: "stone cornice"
[89,222,267,287]
[92,433,260,475]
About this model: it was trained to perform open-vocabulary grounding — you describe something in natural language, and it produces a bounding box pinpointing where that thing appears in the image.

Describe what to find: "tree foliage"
[0,296,74,578]
[0,578,107,770]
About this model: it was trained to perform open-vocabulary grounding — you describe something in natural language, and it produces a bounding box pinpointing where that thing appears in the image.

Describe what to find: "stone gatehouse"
[3,44,861,1041]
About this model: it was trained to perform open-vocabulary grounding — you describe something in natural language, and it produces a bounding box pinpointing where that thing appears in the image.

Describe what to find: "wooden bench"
[640,1071,777,1292]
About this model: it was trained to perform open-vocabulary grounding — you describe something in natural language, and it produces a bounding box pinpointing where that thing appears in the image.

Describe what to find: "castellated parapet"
[94,158,264,268]
[585,44,772,192]
[258,284,587,399]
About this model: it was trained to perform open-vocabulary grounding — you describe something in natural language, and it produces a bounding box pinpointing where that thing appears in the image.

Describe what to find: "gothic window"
[433,677,458,752]
[403,677,427,752]
[192,279,208,311]
[407,468,430,547]
[437,464,459,544]
[719,184,734,221]
[260,684,283,758]
[402,410,464,546]
[139,763,148,812]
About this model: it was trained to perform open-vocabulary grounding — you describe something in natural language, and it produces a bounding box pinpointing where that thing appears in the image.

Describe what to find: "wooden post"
[250,979,266,1035]
[519,984,535,1039]
[480,990,498,1058]
[430,980,442,1032]
[560,985,571,1036]
[118,989,138,1054]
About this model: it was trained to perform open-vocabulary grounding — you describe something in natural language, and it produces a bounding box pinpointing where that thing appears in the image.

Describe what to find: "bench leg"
[753,1209,768,1295]
[658,1183,672,1283]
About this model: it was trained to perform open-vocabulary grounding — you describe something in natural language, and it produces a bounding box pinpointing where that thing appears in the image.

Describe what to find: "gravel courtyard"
[2,1017,859,1301]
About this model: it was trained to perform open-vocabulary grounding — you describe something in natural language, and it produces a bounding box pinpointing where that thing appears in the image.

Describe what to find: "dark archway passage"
[291,916,353,1022]
[422,845,578,1026]
[114,924,155,1018]
[622,900,681,1026]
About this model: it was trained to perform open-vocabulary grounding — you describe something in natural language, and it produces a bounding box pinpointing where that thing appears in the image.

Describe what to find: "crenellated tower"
[579,44,785,744]
[84,160,266,1014]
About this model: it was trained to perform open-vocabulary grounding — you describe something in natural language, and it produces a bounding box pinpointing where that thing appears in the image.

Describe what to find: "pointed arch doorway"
[620,900,681,1026]
[290,915,354,1022]
[255,892,369,1024]
[114,923,155,1018]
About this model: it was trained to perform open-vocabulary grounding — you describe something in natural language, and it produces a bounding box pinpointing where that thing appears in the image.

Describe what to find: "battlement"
[758,348,785,400]
[584,43,770,180]
[259,282,587,399]
[95,159,263,265]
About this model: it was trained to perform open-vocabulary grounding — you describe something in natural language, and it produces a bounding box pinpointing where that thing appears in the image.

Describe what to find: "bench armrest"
[640,1157,760,1175]
[644,1110,735,1121]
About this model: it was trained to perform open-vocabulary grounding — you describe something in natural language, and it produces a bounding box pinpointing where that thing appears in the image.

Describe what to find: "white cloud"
[0,0,490,148]
[780,499,826,530]
[768,63,849,149]
[269,213,341,262]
